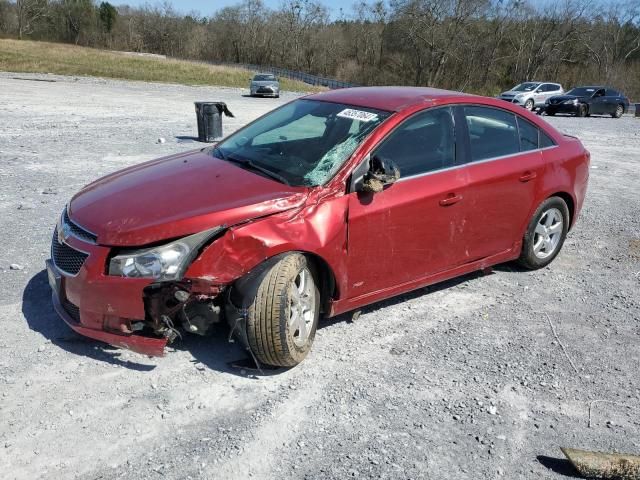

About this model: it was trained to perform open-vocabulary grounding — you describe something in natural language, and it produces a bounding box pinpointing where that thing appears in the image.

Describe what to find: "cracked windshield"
[211,99,390,186]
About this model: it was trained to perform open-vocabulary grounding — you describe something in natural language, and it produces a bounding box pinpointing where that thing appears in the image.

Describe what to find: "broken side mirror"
[358,155,400,193]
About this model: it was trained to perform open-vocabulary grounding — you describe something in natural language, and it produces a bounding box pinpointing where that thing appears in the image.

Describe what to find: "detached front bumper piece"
[51,288,167,356]
[47,250,168,357]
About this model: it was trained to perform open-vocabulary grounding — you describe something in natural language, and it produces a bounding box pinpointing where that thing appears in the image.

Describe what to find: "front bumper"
[251,86,279,96]
[50,279,167,356]
[46,232,168,356]
[544,103,579,114]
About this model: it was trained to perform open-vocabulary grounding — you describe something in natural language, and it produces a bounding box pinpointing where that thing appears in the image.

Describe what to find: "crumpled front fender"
[184,193,349,300]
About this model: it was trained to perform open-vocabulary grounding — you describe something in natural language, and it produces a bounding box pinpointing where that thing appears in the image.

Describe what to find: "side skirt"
[329,247,519,317]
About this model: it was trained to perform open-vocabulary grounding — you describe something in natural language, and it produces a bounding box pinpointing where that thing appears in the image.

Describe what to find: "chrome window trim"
[397,145,559,183]
[360,102,559,185]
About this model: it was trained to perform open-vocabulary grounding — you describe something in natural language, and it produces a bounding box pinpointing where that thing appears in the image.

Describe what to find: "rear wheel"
[612,104,624,118]
[245,254,320,367]
[517,197,569,270]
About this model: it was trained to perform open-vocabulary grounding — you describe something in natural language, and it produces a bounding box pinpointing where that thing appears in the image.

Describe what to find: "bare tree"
[16,0,48,39]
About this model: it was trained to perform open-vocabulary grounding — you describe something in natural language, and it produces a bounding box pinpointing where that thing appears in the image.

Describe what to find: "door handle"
[519,171,537,182]
[439,193,462,206]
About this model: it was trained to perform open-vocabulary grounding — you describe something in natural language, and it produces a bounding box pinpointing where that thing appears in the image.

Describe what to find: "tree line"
[1,0,639,98]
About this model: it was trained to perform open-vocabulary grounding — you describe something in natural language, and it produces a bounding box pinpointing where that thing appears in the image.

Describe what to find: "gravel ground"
[0,73,638,480]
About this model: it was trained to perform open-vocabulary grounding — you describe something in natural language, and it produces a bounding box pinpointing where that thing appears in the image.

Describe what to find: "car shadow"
[174,135,202,143]
[22,266,496,376]
[23,270,157,371]
[536,455,581,478]
[320,269,486,328]
[22,270,263,376]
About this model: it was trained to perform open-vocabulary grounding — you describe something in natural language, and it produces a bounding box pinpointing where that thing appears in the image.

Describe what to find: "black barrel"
[194,102,234,142]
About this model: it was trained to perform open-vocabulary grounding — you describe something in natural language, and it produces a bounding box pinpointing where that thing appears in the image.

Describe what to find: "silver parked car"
[249,73,280,98]
[498,82,564,110]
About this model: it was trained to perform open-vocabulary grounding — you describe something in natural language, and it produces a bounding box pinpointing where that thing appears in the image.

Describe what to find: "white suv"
[498,82,564,110]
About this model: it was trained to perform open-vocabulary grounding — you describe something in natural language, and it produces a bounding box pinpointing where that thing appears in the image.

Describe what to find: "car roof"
[306,86,473,112]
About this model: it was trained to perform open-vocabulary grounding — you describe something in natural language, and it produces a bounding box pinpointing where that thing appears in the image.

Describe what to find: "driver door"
[589,89,607,114]
[346,107,469,299]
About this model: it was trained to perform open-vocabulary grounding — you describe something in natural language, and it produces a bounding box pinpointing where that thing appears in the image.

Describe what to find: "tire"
[577,104,588,117]
[517,196,569,270]
[612,104,624,118]
[524,99,534,111]
[245,253,320,367]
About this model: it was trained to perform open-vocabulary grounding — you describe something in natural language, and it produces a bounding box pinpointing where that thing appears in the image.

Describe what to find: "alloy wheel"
[288,268,316,348]
[533,208,563,259]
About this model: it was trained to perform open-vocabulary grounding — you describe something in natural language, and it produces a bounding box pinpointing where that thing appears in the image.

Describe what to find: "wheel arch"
[548,191,575,229]
[228,250,338,317]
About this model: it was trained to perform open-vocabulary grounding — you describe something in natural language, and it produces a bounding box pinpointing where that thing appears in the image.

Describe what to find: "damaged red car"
[47,87,590,367]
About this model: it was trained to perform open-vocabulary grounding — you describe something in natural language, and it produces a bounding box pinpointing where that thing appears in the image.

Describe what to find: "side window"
[540,131,556,148]
[374,107,455,177]
[464,106,519,161]
[605,89,619,97]
[594,88,606,98]
[517,117,539,151]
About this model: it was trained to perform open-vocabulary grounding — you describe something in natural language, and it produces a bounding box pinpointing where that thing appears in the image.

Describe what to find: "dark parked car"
[47,87,590,367]
[545,86,630,118]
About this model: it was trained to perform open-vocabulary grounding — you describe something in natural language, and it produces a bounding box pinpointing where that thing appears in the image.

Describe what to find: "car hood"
[548,94,586,102]
[68,150,308,246]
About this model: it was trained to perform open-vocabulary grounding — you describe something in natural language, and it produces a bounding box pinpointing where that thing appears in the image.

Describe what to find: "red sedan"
[47,87,590,367]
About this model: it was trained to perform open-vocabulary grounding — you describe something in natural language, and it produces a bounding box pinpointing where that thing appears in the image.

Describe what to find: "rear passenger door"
[457,106,549,261]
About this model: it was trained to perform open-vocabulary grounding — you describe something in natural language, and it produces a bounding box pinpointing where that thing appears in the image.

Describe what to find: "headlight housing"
[564,98,579,105]
[108,226,223,281]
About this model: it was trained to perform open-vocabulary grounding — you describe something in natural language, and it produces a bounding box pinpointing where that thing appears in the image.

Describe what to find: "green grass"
[0,39,324,92]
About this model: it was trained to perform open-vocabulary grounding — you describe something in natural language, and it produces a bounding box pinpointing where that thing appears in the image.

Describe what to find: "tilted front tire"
[517,196,569,270]
[245,253,320,367]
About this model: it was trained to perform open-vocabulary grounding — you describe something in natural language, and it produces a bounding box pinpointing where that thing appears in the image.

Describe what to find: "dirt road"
[0,73,638,479]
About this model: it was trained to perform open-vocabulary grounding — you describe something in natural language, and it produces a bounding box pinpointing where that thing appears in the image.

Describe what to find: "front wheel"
[524,99,534,110]
[245,254,320,367]
[577,104,588,117]
[517,197,569,270]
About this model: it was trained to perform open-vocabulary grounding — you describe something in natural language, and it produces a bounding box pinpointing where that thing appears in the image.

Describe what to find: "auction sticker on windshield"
[337,109,379,122]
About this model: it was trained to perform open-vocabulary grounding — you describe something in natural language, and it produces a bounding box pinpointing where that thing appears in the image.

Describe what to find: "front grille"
[257,87,274,93]
[51,228,89,275]
[62,299,81,323]
[63,209,97,243]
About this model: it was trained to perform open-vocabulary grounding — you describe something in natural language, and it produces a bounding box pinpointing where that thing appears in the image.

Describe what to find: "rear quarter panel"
[539,136,590,228]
